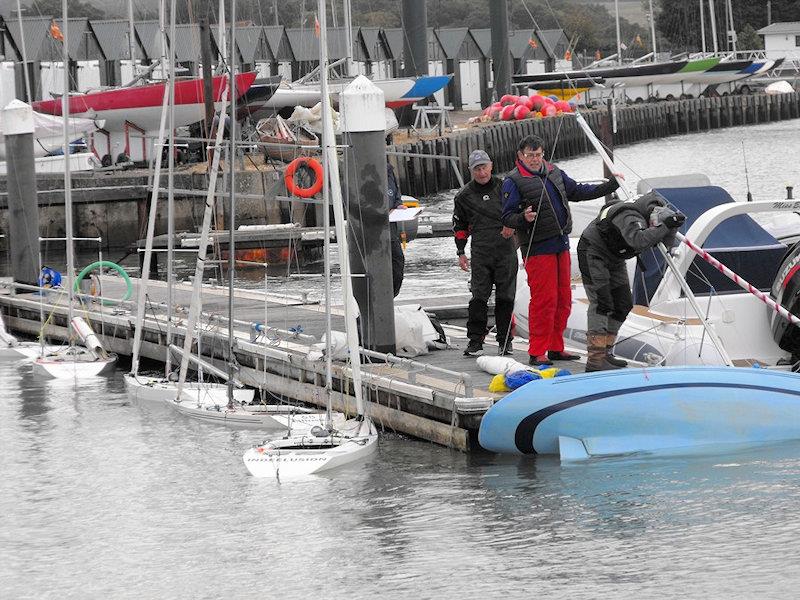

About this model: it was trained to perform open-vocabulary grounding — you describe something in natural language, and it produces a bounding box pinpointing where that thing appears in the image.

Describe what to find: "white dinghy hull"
[32,352,117,379]
[243,417,378,479]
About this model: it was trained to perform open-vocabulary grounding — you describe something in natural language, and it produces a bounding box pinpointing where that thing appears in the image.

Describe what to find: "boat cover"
[632,185,787,305]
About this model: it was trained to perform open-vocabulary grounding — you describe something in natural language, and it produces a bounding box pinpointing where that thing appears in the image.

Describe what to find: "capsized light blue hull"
[478,367,800,459]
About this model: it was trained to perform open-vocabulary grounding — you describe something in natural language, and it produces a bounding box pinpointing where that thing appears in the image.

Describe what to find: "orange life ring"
[285,157,323,198]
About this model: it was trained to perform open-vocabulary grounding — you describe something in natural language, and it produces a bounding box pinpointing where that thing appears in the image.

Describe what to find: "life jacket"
[595,195,660,259]
[506,163,571,244]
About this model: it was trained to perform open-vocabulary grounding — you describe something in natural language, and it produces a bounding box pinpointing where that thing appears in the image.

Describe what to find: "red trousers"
[524,251,572,356]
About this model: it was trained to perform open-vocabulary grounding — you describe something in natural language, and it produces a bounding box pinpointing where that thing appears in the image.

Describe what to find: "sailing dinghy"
[243,4,378,479]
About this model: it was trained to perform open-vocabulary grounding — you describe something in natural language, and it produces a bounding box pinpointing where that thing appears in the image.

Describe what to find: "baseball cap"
[468,149,491,170]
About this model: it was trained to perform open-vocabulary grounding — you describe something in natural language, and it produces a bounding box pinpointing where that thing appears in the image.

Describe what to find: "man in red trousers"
[501,135,621,366]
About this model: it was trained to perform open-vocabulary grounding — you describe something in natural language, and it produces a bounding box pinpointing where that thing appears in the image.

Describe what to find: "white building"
[757,22,800,66]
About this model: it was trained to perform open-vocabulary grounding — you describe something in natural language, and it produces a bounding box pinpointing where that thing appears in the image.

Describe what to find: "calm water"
[3,122,800,598]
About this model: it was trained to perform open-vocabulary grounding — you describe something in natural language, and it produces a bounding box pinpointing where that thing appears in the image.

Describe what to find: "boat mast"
[614,0,622,65]
[127,0,136,76]
[707,0,719,54]
[318,0,367,417]
[166,0,177,376]
[60,0,74,342]
[648,0,657,58]
[129,3,172,377]
[14,0,32,102]
[176,72,231,398]
[343,0,354,76]
[725,0,736,53]
[226,0,238,407]
[700,0,707,54]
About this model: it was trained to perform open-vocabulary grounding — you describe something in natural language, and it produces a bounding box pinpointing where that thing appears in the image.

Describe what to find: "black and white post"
[341,78,397,354]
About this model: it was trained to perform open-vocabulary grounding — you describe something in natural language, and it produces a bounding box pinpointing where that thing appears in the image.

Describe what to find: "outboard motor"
[770,241,800,359]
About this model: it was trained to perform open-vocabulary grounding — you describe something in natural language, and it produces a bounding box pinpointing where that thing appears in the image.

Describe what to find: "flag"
[594,49,602,60]
[620,42,628,50]
[314,14,320,38]
[528,37,538,49]
[50,19,64,42]
[564,49,572,61]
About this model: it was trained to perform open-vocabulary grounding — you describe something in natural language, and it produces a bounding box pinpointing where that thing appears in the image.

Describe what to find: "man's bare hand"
[458,255,470,271]
[501,226,515,239]
[613,172,625,180]
[523,206,536,223]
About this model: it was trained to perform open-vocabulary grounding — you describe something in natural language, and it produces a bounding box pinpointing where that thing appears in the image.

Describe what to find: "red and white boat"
[33,72,257,163]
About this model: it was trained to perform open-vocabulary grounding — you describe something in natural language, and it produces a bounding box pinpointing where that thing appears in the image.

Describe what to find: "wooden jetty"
[0,276,580,451]
[390,92,800,197]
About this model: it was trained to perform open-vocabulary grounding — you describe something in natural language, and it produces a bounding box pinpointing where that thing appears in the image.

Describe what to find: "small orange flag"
[564,49,572,61]
[595,49,602,61]
[50,19,64,42]
[314,15,320,38]
[528,37,538,49]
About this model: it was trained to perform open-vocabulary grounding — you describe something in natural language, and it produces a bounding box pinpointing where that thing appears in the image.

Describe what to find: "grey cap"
[468,149,492,170]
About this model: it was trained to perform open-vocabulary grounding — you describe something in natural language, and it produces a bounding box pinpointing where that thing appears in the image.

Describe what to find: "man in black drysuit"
[577,192,685,371]
[454,150,518,357]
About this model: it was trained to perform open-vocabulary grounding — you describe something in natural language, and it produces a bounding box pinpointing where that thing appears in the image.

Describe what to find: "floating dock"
[0,276,581,451]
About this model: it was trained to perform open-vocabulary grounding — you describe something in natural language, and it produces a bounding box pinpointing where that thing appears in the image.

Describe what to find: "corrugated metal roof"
[434,28,483,59]
[51,18,102,61]
[236,26,266,63]
[286,27,348,62]
[471,29,490,56]
[757,22,800,35]
[1,16,21,61]
[359,27,389,62]
[172,23,205,63]
[6,17,57,63]
[508,30,537,59]
[135,20,164,60]
[91,19,146,60]
[427,27,445,60]
[264,26,293,61]
[383,28,404,60]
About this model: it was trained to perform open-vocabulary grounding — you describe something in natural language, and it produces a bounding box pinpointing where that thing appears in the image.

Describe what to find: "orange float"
[285,157,323,198]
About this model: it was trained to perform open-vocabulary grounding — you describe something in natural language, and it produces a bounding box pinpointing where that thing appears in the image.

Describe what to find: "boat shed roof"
[51,18,104,62]
[471,28,491,57]
[172,23,224,64]
[427,27,446,61]
[237,26,272,63]
[135,21,164,60]
[383,28,404,60]
[434,27,483,60]
[6,16,60,63]
[286,27,349,62]
[757,22,800,35]
[0,15,21,61]
[264,26,293,61]
[91,19,146,60]
[359,27,390,62]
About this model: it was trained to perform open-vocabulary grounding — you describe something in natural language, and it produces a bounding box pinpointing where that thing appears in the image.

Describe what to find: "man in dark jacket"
[501,135,621,366]
[454,150,518,357]
[577,193,685,371]
[387,161,405,297]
